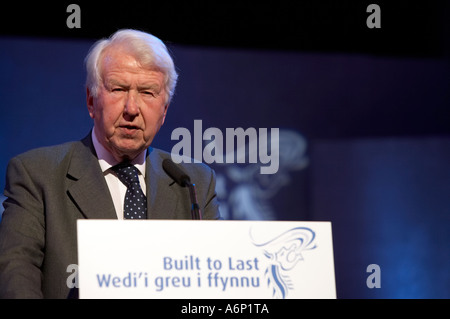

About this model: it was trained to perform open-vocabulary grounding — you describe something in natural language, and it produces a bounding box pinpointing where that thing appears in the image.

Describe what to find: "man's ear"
[86,87,95,119]
[161,104,170,125]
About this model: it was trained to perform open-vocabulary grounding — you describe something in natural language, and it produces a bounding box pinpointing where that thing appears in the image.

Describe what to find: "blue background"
[0,2,449,299]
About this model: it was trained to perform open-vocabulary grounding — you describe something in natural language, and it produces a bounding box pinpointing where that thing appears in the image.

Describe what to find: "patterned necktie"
[112,162,147,219]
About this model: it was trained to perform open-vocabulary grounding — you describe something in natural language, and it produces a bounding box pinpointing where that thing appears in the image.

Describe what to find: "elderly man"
[0,29,221,299]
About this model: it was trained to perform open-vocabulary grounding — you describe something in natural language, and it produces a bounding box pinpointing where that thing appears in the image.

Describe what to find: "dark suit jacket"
[0,134,221,299]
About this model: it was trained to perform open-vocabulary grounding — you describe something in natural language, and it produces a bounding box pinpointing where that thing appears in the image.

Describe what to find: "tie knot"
[112,163,140,187]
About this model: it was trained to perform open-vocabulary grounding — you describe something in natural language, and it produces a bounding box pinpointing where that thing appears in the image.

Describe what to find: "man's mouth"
[122,125,138,130]
[119,125,140,134]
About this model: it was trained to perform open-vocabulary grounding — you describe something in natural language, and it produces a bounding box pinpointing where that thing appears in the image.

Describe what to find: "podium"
[77,220,336,299]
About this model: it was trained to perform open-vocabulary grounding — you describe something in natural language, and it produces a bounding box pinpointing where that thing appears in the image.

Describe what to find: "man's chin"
[110,143,147,161]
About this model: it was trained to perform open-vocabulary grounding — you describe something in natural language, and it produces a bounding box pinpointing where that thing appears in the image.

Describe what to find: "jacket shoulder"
[9,141,84,173]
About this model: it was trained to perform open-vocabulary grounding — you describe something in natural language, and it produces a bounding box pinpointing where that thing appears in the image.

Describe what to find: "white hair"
[85,29,178,104]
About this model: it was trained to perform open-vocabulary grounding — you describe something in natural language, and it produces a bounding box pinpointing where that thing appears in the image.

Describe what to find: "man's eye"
[112,88,125,92]
[143,91,155,96]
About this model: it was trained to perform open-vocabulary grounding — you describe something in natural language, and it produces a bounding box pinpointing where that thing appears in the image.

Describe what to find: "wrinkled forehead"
[98,44,163,77]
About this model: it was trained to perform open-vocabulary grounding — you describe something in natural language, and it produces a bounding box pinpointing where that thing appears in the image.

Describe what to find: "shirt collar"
[91,129,146,177]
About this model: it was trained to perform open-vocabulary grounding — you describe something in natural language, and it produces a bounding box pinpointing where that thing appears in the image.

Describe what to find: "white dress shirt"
[91,129,147,220]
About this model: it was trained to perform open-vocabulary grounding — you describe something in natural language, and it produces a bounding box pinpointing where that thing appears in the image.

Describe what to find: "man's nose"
[124,91,140,116]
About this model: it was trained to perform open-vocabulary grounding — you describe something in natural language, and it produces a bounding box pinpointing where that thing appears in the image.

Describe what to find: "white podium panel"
[77,220,336,299]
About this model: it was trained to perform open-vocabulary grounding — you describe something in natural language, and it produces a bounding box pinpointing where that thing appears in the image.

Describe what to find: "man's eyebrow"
[106,79,161,91]
[106,79,129,87]
[138,83,161,91]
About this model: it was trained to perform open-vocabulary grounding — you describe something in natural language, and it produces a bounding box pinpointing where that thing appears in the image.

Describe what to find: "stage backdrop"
[0,35,449,299]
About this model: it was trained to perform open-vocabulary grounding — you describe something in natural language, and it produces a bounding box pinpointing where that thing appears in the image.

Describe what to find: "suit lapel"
[145,148,179,219]
[66,136,179,220]
[67,135,117,219]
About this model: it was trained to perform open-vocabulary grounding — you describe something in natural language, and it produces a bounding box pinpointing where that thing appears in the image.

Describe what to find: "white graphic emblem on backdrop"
[215,129,309,220]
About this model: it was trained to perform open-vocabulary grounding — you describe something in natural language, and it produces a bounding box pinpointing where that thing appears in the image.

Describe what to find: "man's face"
[87,47,168,162]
